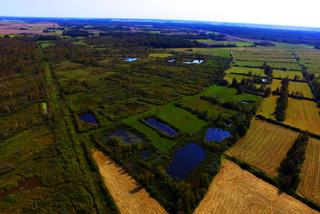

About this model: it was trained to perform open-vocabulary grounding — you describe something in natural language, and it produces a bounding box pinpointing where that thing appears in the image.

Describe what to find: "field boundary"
[255,115,320,140]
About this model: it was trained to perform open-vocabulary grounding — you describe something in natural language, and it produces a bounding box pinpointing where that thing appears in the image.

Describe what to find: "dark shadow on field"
[129,186,143,194]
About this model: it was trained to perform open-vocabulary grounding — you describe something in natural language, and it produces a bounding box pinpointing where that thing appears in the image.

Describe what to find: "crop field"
[285,99,320,134]
[298,138,320,205]
[196,39,254,47]
[232,47,301,70]
[171,48,232,57]
[202,85,261,103]
[149,53,173,58]
[232,47,296,62]
[194,159,318,214]
[272,69,303,80]
[295,48,320,77]
[270,80,313,98]
[93,150,168,214]
[257,95,277,119]
[176,96,237,120]
[225,73,249,83]
[235,61,300,70]
[227,119,298,177]
[225,66,265,76]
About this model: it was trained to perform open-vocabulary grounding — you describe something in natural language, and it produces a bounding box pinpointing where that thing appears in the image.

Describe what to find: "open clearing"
[227,119,298,177]
[298,138,320,205]
[194,159,318,214]
[92,150,168,214]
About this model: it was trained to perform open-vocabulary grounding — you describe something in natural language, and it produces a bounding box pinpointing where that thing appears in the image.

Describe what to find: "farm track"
[92,150,168,214]
[226,119,298,177]
[298,138,320,205]
[194,160,318,214]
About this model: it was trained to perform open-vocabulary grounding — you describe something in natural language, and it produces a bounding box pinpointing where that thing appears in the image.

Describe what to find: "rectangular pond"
[144,117,177,137]
[183,59,204,64]
[166,143,205,180]
[205,128,231,143]
[79,113,98,124]
[124,57,139,62]
[108,129,143,144]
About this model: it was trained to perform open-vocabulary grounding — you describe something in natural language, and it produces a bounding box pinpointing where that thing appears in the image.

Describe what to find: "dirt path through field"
[194,159,318,214]
[92,150,168,214]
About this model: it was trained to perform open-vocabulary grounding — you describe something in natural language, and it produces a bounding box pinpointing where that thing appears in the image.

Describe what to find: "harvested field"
[270,80,313,98]
[92,150,168,214]
[194,160,318,214]
[285,99,320,134]
[298,138,320,205]
[227,119,298,177]
[257,95,277,119]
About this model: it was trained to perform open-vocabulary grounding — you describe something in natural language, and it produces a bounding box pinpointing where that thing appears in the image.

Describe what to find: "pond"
[124,57,139,62]
[79,113,98,124]
[140,151,152,160]
[144,117,177,137]
[205,128,231,143]
[241,100,255,105]
[109,129,143,144]
[183,59,204,64]
[166,143,205,180]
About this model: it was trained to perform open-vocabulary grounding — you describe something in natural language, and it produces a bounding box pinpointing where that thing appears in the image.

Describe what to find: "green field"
[202,85,261,103]
[177,96,237,120]
[172,48,232,58]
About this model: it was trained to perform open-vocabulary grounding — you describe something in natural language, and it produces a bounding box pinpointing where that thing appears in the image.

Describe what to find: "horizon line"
[1,15,320,31]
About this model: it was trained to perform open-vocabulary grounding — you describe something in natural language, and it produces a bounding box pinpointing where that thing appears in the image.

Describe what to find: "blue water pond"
[140,151,152,160]
[144,117,177,137]
[205,128,231,143]
[125,57,139,62]
[79,113,98,124]
[166,143,205,180]
[109,129,143,144]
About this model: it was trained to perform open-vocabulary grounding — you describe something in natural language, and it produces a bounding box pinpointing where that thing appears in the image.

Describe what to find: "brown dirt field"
[194,160,318,214]
[0,22,58,35]
[298,138,320,205]
[227,119,298,177]
[92,151,168,214]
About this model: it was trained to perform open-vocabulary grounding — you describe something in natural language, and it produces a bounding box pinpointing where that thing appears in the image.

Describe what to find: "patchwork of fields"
[195,160,318,214]
[227,119,298,177]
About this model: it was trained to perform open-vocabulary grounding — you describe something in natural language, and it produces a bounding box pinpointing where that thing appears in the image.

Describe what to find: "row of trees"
[275,79,289,121]
[231,78,272,97]
[278,132,309,191]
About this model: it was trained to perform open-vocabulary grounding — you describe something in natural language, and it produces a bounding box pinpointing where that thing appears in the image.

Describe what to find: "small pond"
[241,100,255,105]
[140,151,152,160]
[166,143,205,180]
[183,59,204,64]
[205,128,231,143]
[144,117,177,137]
[79,113,98,124]
[124,57,139,62]
[109,129,143,144]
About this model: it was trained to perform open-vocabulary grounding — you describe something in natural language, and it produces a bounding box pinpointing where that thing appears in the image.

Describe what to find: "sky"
[1,0,320,28]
